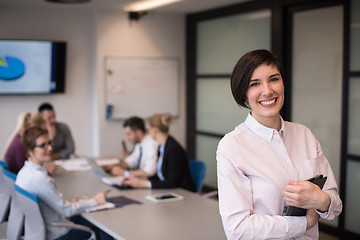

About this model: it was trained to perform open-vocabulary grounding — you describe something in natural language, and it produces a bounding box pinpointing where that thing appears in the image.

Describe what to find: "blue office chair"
[0,160,8,169]
[2,168,24,240]
[0,162,10,222]
[0,161,11,239]
[14,184,46,240]
[188,160,206,193]
[14,184,96,240]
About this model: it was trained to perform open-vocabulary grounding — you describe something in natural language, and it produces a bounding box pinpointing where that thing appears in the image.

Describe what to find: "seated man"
[103,116,158,178]
[38,102,75,159]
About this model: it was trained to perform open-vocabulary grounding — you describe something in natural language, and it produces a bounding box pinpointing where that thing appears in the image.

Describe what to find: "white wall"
[96,10,186,157]
[0,5,186,158]
[0,5,96,158]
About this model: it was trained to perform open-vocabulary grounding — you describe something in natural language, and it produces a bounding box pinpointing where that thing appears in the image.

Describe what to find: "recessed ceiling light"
[46,0,91,3]
[123,0,182,12]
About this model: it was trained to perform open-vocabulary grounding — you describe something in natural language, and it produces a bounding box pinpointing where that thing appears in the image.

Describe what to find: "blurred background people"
[38,102,75,159]
[4,112,55,174]
[124,114,195,192]
[102,116,158,178]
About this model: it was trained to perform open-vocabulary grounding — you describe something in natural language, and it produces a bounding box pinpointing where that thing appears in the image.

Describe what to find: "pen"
[105,189,112,194]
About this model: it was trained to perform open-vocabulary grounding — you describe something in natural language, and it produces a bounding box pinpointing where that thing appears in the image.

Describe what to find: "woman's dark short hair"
[230,49,286,108]
[21,127,49,153]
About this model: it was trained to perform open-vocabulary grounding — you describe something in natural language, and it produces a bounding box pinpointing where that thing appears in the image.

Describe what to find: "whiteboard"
[105,57,179,120]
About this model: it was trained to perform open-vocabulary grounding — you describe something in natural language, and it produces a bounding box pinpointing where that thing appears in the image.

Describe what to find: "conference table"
[53,159,226,240]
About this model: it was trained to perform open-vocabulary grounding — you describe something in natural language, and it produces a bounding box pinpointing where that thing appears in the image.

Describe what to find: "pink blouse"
[217,114,342,240]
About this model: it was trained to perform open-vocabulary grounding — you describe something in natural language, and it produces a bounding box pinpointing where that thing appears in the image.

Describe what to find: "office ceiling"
[0,0,251,14]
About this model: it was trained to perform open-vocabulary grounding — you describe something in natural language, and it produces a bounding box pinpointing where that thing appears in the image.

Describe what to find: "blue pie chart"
[0,56,26,80]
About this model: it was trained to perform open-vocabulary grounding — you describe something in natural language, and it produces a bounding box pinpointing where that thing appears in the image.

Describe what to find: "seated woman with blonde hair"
[124,114,195,192]
[4,112,55,174]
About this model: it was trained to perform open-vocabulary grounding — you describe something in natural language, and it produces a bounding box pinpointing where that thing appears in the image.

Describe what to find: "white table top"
[53,162,225,240]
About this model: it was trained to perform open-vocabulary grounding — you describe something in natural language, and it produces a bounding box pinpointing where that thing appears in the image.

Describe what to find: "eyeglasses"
[33,141,52,149]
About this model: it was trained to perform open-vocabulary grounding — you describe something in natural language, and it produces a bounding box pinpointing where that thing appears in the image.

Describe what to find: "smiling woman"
[245,64,284,130]
[230,49,285,130]
[22,127,53,165]
[216,49,342,240]
[16,126,112,240]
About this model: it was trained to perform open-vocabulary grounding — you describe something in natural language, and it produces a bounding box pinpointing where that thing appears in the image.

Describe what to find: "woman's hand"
[45,161,57,175]
[283,181,331,212]
[123,176,149,188]
[94,192,106,205]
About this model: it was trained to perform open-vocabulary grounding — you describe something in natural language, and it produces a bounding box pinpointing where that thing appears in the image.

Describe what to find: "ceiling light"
[46,0,90,3]
[123,0,182,12]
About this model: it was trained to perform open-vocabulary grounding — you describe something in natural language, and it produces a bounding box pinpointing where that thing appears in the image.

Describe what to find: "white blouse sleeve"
[314,140,342,220]
[36,177,97,218]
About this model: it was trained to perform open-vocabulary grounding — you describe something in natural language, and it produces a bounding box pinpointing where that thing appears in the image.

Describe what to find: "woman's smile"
[258,97,277,107]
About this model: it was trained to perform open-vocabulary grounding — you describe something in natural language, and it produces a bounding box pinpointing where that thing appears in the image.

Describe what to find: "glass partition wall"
[344,0,360,236]
[187,0,359,238]
[291,5,343,228]
[192,9,271,188]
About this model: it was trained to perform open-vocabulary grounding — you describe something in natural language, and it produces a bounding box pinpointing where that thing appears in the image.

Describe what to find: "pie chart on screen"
[0,56,26,80]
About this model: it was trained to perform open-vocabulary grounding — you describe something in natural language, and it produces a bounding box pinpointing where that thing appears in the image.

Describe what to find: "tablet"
[307,175,327,189]
[146,192,184,203]
[283,175,327,216]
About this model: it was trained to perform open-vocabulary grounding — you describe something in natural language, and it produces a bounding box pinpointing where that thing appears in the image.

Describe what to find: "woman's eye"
[270,77,279,82]
[249,82,259,87]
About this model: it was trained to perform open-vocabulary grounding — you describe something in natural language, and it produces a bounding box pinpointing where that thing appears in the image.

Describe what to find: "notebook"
[86,195,142,212]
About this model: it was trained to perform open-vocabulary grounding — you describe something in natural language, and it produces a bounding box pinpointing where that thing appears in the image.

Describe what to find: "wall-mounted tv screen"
[0,40,66,94]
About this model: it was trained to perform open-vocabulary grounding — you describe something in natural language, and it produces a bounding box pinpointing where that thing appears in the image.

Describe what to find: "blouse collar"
[244,113,285,142]
[24,160,48,173]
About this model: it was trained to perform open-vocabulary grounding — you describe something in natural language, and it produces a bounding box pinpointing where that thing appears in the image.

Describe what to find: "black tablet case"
[283,175,327,216]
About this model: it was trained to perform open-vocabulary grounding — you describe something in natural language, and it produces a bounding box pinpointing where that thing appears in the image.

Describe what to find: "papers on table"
[55,158,92,172]
[86,201,116,212]
[96,158,120,166]
[101,176,125,186]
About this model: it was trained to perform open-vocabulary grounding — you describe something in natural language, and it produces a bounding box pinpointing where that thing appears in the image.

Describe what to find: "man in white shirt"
[103,116,158,178]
